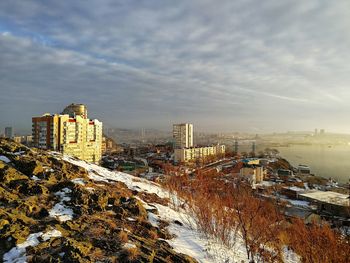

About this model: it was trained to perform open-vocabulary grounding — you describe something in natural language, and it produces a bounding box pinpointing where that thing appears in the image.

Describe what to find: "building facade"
[32,104,102,164]
[240,165,266,184]
[173,123,193,148]
[174,144,225,163]
[4,127,13,139]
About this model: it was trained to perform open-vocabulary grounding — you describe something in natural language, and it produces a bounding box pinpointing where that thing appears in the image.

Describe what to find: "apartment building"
[32,114,60,150]
[4,127,13,139]
[173,123,193,148]
[32,104,103,164]
[174,144,225,163]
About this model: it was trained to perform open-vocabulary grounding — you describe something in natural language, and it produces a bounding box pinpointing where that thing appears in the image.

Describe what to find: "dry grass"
[126,247,139,261]
[148,230,158,240]
[118,230,128,243]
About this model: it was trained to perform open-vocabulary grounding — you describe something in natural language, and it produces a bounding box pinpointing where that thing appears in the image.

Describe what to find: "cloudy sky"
[0,0,350,134]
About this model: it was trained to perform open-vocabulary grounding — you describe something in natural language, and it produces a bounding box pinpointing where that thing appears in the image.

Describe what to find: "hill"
[0,139,198,262]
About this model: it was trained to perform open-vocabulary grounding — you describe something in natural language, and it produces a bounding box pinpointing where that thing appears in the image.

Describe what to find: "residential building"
[240,165,266,184]
[174,144,225,163]
[299,190,349,217]
[32,104,103,164]
[4,127,13,138]
[32,114,60,150]
[102,136,107,154]
[173,123,193,148]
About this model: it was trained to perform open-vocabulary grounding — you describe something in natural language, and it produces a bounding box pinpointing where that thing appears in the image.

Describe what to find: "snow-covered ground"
[3,230,62,263]
[0,155,11,163]
[62,155,300,263]
[48,188,74,222]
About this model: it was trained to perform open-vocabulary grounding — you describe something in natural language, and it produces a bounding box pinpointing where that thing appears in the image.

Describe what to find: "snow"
[123,242,137,249]
[62,156,169,199]
[148,212,159,227]
[49,203,73,222]
[14,151,26,156]
[71,178,86,185]
[49,188,73,221]
[41,229,62,241]
[287,199,310,207]
[3,230,62,263]
[3,232,42,263]
[0,155,11,163]
[283,246,301,263]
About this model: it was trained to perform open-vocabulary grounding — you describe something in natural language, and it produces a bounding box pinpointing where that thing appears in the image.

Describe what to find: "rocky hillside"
[0,138,197,262]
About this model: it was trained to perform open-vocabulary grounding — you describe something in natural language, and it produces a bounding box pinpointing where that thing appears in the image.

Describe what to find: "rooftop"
[300,191,349,206]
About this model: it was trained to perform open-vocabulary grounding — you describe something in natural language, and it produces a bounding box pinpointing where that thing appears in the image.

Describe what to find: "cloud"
[0,0,350,133]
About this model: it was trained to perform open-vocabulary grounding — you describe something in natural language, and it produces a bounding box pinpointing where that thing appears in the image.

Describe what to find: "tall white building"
[173,123,193,148]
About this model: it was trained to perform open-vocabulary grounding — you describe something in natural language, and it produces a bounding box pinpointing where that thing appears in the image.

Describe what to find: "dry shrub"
[148,229,158,240]
[90,248,105,260]
[126,247,139,261]
[118,230,128,243]
[162,168,350,263]
[89,225,105,237]
[287,218,350,263]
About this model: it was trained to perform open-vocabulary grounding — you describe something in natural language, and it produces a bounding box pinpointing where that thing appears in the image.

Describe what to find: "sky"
[0,0,350,134]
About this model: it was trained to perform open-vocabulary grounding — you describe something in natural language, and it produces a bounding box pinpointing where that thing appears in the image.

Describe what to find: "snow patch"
[71,178,86,186]
[148,212,159,227]
[3,232,42,263]
[41,229,62,241]
[0,155,11,163]
[31,175,41,181]
[3,229,62,262]
[49,188,73,222]
[123,242,137,249]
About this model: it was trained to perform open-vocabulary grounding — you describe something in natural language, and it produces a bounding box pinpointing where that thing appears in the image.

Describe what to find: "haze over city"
[1,0,350,133]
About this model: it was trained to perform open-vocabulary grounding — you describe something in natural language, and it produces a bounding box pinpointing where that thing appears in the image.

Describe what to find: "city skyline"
[1,1,350,133]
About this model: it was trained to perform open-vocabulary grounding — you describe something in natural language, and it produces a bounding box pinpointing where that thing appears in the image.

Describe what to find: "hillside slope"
[1,138,267,263]
[0,139,200,262]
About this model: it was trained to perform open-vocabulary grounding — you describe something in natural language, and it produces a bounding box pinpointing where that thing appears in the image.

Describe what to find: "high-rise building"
[173,123,193,148]
[4,127,13,138]
[32,104,103,164]
[32,114,60,150]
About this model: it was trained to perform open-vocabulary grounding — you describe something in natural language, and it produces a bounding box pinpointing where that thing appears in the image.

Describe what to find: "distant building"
[299,190,349,217]
[240,165,266,184]
[25,135,33,144]
[173,123,193,148]
[4,127,13,138]
[174,144,225,163]
[297,164,311,175]
[12,136,22,144]
[102,136,107,154]
[32,104,103,164]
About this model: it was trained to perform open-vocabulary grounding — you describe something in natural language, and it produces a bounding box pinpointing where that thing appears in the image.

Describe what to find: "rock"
[123,198,147,220]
